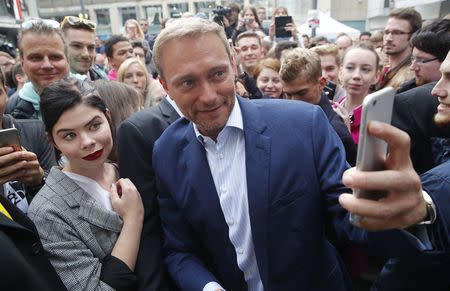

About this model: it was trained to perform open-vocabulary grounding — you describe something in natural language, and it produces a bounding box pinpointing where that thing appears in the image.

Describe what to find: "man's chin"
[434,113,450,128]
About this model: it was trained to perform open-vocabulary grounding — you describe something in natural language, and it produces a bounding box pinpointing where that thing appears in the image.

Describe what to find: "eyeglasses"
[60,16,96,30]
[383,30,410,36]
[21,19,60,29]
[410,56,439,65]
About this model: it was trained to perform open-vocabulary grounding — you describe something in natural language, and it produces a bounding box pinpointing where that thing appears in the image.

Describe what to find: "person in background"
[274,40,298,60]
[309,35,329,48]
[359,32,371,43]
[335,33,353,53]
[253,58,283,98]
[256,6,266,22]
[302,34,310,48]
[94,35,105,54]
[60,16,107,81]
[4,63,27,113]
[104,35,134,81]
[235,31,265,78]
[377,8,422,91]
[397,19,449,93]
[280,48,356,165]
[124,19,147,44]
[370,30,384,49]
[11,19,70,120]
[236,6,266,35]
[333,43,380,146]
[223,2,241,42]
[93,80,141,162]
[29,78,144,291]
[311,44,346,102]
[131,39,147,63]
[268,6,299,44]
[139,18,152,43]
[0,51,14,75]
[117,58,165,108]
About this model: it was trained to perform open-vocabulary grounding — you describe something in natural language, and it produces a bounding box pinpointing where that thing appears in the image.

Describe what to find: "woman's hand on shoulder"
[110,179,144,222]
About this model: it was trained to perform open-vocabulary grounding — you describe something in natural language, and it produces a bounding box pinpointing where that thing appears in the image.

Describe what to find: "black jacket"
[318,92,357,166]
[0,195,67,290]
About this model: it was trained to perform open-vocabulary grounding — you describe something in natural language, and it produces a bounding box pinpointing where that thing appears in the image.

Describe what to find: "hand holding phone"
[275,16,292,38]
[349,87,395,225]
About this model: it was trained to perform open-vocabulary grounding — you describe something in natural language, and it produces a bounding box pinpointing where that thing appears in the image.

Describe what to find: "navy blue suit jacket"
[153,97,424,290]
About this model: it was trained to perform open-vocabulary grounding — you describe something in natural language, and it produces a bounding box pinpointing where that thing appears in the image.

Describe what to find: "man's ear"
[318,76,327,91]
[46,132,57,149]
[159,77,169,93]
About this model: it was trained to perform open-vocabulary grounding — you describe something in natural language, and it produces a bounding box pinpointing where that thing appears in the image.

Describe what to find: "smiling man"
[10,20,70,120]
[398,19,449,93]
[151,17,434,291]
[61,16,106,81]
[236,31,264,77]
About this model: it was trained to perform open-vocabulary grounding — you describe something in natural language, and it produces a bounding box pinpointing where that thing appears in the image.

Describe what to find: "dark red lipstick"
[82,149,104,161]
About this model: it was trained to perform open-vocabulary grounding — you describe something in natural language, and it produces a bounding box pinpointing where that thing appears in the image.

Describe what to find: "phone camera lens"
[373,100,377,106]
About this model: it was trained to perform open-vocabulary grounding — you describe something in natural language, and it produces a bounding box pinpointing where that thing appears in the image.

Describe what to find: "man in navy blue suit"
[151,17,435,291]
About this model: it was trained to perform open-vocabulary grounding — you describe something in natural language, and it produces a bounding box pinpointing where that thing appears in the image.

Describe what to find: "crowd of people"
[0,2,449,291]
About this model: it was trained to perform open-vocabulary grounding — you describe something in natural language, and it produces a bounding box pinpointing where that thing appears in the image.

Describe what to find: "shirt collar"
[193,96,243,143]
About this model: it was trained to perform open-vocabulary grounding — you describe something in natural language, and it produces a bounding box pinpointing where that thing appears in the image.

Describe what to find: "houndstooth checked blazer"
[28,166,123,291]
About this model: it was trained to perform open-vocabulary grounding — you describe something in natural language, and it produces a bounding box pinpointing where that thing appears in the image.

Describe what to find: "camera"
[212,5,231,26]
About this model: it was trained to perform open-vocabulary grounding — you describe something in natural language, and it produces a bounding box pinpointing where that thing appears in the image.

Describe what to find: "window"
[143,5,163,35]
[167,3,189,18]
[119,6,137,26]
[95,8,111,37]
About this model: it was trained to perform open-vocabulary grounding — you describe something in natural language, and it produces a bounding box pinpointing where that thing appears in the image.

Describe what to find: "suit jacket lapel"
[48,168,122,233]
[239,97,271,286]
[182,125,229,233]
[160,96,180,124]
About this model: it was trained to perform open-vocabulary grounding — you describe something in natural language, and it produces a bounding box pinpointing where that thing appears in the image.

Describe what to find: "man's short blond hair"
[153,18,230,81]
[310,44,340,67]
[280,48,321,84]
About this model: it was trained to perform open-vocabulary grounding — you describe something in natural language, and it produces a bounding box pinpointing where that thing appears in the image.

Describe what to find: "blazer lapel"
[182,126,229,233]
[48,168,122,233]
[239,97,271,287]
[160,96,180,124]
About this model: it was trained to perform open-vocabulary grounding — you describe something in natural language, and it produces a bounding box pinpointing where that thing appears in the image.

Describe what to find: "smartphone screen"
[349,87,395,225]
[275,16,292,38]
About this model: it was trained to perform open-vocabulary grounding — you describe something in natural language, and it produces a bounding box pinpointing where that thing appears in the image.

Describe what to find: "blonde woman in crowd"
[117,58,165,108]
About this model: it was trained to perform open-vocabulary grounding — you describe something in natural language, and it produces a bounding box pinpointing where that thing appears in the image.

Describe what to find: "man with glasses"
[60,16,107,81]
[398,19,449,93]
[377,8,422,91]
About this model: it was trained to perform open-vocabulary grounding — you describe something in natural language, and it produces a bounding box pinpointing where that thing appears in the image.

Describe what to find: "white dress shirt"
[194,98,263,291]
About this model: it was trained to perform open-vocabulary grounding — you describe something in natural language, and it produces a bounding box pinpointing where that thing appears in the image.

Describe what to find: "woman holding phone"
[333,43,380,146]
[28,78,143,290]
[236,6,266,35]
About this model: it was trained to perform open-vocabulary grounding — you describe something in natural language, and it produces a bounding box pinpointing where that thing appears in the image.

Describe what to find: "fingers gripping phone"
[0,128,21,152]
[275,16,292,38]
[349,87,395,225]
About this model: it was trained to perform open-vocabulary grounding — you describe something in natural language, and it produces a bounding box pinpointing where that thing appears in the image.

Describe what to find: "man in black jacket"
[280,48,357,166]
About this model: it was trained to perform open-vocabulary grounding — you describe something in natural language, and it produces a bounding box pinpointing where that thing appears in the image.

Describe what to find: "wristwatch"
[417,190,436,225]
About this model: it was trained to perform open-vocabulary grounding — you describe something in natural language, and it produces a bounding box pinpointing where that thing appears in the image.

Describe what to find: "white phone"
[349,87,395,225]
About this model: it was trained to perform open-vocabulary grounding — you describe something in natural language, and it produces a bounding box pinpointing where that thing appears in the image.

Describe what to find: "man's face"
[410,47,442,86]
[65,28,95,75]
[432,52,450,127]
[139,19,149,34]
[20,32,69,93]
[159,32,235,140]
[108,41,133,71]
[319,54,339,84]
[0,56,14,74]
[227,9,239,24]
[257,8,266,21]
[95,35,101,47]
[335,36,352,52]
[237,37,263,75]
[281,75,323,105]
[133,46,146,63]
[360,35,370,43]
[383,17,412,56]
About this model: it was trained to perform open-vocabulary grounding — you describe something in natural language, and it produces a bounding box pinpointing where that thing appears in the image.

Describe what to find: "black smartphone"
[323,80,337,100]
[275,16,292,38]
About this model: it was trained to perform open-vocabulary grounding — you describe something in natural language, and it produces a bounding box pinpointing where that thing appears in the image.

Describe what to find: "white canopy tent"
[297,10,361,41]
